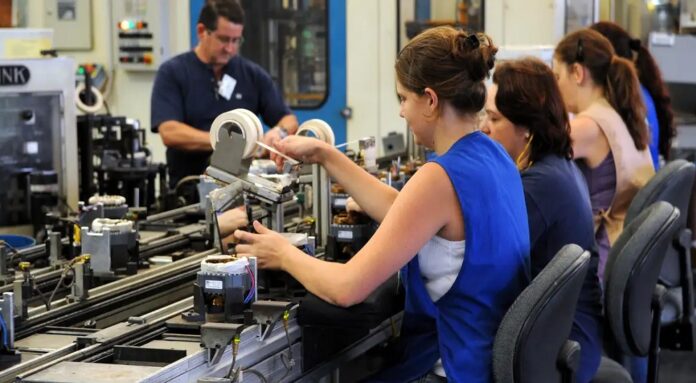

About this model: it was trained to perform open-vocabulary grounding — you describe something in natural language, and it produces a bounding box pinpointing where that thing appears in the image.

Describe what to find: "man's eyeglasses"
[207,30,244,47]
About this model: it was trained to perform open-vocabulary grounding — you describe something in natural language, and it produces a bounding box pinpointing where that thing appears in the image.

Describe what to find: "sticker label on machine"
[205,280,224,290]
[338,230,353,240]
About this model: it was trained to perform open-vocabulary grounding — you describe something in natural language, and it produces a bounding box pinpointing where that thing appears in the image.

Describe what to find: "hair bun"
[452,31,477,59]
[451,31,497,82]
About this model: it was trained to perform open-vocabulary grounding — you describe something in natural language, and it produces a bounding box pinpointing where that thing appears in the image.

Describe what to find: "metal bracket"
[251,300,294,341]
[67,260,91,302]
[128,316,147,325]
[47,231,63,267]
[0,244,14,285]
[0,293,17,349]
[200,322,244,366]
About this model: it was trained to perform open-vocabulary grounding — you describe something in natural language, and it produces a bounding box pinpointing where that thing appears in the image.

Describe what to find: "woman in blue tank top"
[482,58,603,383]
[234,26,530,382]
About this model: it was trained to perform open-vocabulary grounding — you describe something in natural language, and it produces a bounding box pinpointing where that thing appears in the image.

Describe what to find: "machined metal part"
[144,203,201,223]
[81,223,137,275]
[12,269,33,319]
[251,300,294,341]
[200,322,244,365]
[319,166,331,246]
[67,260,91,303]
[47,232,62,267]
[0,244,13,284]
[207,181,244,215]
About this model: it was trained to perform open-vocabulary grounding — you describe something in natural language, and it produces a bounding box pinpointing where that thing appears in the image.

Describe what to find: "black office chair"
[493,244,590,383]
[624,159,696,351]
[592,201,681,383]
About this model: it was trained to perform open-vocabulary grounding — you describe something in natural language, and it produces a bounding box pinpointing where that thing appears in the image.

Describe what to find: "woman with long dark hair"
[553,28,654,281]
[591,21,676,169]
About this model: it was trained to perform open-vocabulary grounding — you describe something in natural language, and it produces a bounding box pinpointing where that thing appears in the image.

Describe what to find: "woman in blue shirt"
[591,21,676,170]
[482,57,603,383]
[234,26,530,382]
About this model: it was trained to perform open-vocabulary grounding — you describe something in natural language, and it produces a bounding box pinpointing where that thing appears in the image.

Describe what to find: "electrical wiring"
[241,368,269,383]
[243,264,255,304]
[226,334,241,379]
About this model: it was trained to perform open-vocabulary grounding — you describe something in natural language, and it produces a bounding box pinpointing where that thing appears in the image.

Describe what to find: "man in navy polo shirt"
[151,0,298,188]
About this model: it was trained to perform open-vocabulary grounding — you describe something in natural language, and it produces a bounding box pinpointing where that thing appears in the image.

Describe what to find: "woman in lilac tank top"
[552,29,654,282]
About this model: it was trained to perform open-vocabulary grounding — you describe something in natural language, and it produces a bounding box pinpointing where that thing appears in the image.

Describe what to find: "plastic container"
[0,234,36,249]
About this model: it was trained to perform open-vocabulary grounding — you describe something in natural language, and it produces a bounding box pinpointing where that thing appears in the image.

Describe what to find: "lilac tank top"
[577,153,616,282]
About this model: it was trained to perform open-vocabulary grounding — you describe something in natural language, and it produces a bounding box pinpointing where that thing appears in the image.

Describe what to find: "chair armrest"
[557,339,581,383]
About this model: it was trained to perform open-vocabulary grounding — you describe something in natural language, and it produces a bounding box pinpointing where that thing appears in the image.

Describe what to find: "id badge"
[218,74,237,100]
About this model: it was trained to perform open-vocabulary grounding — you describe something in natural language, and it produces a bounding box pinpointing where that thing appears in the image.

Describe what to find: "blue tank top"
[371,132,530,383]
[641,84,660,170]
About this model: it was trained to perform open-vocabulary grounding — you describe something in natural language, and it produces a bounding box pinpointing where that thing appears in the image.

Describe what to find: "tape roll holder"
[208,120,253,180]
[206,109,297,206]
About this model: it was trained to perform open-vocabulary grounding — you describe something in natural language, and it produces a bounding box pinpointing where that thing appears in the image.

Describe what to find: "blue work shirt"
[522,154,603,383]
[151,51,291,187]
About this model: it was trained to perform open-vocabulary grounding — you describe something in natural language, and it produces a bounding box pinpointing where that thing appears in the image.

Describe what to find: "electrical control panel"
[110,0,174,71]
[44,0,92,50]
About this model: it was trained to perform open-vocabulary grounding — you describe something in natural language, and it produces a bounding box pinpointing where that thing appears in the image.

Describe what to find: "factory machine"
[0,57,79,236]
[0,107,405,382]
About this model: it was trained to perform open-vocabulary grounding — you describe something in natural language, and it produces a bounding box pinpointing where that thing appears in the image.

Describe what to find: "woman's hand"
[234,221,296,270]
[262,127,285,161]
[217,206,248,237]
[273,136,330,170]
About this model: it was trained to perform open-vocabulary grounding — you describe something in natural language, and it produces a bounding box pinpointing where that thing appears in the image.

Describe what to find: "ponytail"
[605,56,649,151]
[590,21,676,159]
[635,45,675,159]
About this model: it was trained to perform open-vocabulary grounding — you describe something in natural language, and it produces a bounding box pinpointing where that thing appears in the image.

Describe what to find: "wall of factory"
[346,0,406,154]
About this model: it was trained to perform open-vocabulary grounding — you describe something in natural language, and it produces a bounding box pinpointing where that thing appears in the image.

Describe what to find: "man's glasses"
[207,30,244,47]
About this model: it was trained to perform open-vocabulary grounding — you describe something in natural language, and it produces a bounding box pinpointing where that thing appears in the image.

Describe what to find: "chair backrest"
[624,160,696,286]
[493,244,590,383]
[604,201,681,356]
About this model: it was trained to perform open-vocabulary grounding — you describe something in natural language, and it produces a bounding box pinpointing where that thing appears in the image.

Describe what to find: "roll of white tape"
[75,83,104,114]
[91,218,133,233]
[88,195,126,206]
[200,255,249,274]
[236,109,264,144]
[297,119,335,146]
[209,109,263,159]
